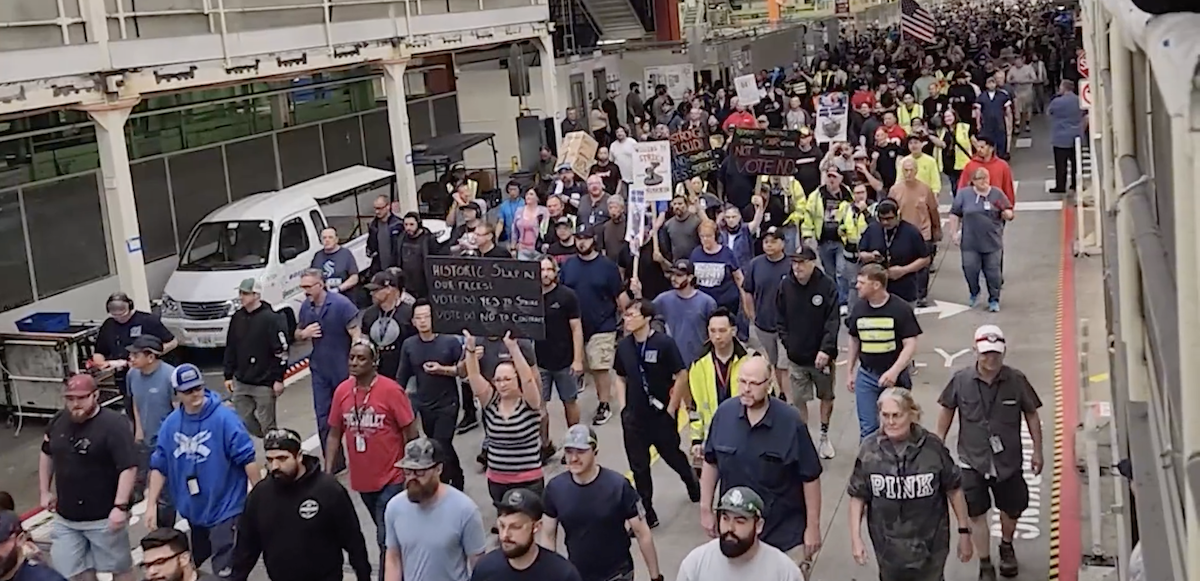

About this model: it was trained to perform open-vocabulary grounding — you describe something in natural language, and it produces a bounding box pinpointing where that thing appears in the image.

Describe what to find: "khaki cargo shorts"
[789,362,835,403]
[585,332,617,371]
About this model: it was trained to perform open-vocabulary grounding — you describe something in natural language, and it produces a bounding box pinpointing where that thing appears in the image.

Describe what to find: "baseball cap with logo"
[126,334,164,355]
[397,437,444,470]
[65,373,98,396]
[761,226,785,241]
[170,363,206,392]
[974,325,1006,354]
[365,271,400,292]
[716,486,764,518]
[496,488,545,519]
[561,424,598,451]
[237,278,263,294]
[0,510,22,544]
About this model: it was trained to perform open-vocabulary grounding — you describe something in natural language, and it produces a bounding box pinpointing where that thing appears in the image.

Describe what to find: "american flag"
[901,0,937,44]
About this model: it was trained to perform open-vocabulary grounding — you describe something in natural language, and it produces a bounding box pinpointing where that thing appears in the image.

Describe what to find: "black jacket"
[846,424,961,575]
[231,456,371,581]
[223,302,288,386]
[776,268,840,367]
[398,227,438,298]
[367,215,404,273]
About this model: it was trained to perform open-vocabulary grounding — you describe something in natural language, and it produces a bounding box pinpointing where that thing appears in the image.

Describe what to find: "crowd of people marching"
[0,2,1088,581]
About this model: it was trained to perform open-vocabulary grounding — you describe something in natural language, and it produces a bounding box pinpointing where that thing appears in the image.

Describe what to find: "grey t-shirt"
[310,247,358,291]
[652,290,717,366]
[950,186,1011,254]
[576,192,611,227]
[128,362,176,446]
[741,254,791,333]
[663,214,702,262]
[678,539,803,581]
[384,487,487,581]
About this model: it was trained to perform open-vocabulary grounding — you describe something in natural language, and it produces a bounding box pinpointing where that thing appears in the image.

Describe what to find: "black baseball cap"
[496,488,545,519]
[126,334,164,355]
[0,511,21,543]
[576,224,597,239]
[555,216,573,229]
[365,270,400,291]
[670,259,695,275]
[790,246,818,262]
[761,226,785,241]
[263,428,304,453]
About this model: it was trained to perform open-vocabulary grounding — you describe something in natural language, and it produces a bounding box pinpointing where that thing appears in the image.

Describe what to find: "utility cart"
[0,321,119,431]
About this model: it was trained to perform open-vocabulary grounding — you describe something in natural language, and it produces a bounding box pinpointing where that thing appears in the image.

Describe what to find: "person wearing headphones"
[94,292,178,409]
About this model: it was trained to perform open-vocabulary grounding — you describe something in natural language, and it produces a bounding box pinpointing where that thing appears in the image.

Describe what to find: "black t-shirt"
[872,143,904,190]
[96,312,176,383]
[618,243,669,302]
[543,468,641,581]
[360,302,415,380]
[397,335,463,411]
[858,220,929,302]
[847,294,922,375]
[536,285,581,372]
[42,408,138,522]
[613,331,684,417]
[545,239,578,265]
[470,547,583,581]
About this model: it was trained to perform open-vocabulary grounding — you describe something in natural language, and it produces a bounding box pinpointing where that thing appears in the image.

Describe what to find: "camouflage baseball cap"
[561,424,598,451]
[716,486,764,518]
[397,437,443,470]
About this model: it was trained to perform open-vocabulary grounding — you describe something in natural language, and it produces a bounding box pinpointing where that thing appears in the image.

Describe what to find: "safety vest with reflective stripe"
[897,104,925,133]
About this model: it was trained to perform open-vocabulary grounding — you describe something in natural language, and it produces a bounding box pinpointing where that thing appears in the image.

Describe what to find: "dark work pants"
[621,409,696,512]
[916,241,937,302]
[1053,145,1077,192]
[417,404,464,489]
[460,381,477,417]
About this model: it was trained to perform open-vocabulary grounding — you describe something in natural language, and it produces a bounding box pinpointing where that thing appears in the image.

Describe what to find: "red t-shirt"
[958,156,1016,206]
[328,376,414,492]
[884,124,908,142]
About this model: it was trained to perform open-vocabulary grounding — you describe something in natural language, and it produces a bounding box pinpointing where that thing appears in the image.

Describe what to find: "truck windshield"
[178,220,273,271]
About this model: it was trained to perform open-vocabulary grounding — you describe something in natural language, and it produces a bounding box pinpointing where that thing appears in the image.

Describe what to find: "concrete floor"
[0,120,1084,581]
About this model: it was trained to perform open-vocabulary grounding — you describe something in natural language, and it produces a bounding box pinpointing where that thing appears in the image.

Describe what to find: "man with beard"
[544,217,578,265]
[639,259,715,368]
[398,211,438,299]
[541,425,663,581]
[230,428,371,581]
[678,487,803,581]
[38,374,138,581]
[700,356,823,564]
[139,529,222,581]
[535,258,584,463]
[559,226,622,425]
[587,147,622,196]
[327,341,419,575]
[469,489,581,581]
[384,438,486,581]
[0,510,66,581]
[367,195,403,273]
[660,195,702,262]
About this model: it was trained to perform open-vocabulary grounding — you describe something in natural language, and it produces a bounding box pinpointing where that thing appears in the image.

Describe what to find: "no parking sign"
[1080,80,1092,110]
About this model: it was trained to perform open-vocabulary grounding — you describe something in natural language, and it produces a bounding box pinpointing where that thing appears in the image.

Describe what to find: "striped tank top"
[482,391,543,479]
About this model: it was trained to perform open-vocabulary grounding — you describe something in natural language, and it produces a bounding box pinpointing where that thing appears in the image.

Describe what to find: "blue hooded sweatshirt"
[150,390,255,528]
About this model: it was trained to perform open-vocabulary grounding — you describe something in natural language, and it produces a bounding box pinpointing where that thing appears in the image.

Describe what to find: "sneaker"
[979,561,998,581]
[818,434,835,459]
[969,294,979,308]
[593,403,613,425]
[998,542,1019,577]
[644,506,660,529]
[839,305,848,316]
[988,300,1001,313]
[456,415,479,435]
[915,297,930,308]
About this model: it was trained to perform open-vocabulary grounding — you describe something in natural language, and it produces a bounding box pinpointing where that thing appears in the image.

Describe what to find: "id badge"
[644,350,659,364]
[354,434,367,453]
[983,201,992,211]
[186,477,200,496]
[648,395,665,411]
[989,435,1004,453]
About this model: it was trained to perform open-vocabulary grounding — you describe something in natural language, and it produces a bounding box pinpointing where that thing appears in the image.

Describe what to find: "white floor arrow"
[934,347,971,367]
[913,300,971,320]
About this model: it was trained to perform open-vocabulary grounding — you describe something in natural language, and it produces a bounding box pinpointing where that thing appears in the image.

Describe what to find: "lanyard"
[636,334,654,396]
[351,378,376,433]
[976,376,1002,429]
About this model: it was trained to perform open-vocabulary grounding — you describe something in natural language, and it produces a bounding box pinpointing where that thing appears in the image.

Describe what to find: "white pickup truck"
[159,165,447,348]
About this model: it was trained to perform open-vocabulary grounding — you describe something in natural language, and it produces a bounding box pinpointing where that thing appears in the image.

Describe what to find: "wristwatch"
[651,576,664,581]
[957,526,971,535]
[114,503,131,513]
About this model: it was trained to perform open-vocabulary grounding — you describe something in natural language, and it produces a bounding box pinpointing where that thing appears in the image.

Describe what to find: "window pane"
[131,159,178,262]
[24,174,111,297]
[362,111,392,170]
[277,126,324,187]
[278,218,310,261]
[408,101,432,144]
[293,82,354,125]
[226,136,279,200]
[432,94,461,137]
[0,189,34,310]
[128,111,185,159]
[322,117,365,172]
[183,102,257,149]
[168,147,229,250]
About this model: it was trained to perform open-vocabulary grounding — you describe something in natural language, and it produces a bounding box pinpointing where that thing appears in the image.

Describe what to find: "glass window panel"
[29,125,99,182]
[292,83,354,125]
[226,136,279,200]
[361,111,392,170]
[182,102,256,149]
[130,159,178,262]
[432,94,461,137]
[0,189,34,310]
[321,117,365,172]
[24,174,111,297]
[129,111,185,159]
[168,147,229,251]
[408,100,433,145]
[277,126,325,187]
[0,135,33,188]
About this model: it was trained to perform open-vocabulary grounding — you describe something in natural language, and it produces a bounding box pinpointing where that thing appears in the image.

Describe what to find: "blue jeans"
[311,371,345,473]
[961,249,1003,302]
[190,516,238,577]
[854,366,912,439]
[360,482,405,581]
[818,240,848,305]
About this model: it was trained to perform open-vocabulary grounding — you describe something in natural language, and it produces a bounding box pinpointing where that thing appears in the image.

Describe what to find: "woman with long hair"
[938,109,975,189]
[509,188,548,261]
[847,387,974,581]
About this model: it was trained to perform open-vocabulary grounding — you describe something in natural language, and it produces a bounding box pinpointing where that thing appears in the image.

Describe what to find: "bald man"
[310,227,360,294]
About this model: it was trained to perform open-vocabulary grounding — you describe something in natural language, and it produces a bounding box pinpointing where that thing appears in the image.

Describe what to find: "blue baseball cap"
[171,363,206,392]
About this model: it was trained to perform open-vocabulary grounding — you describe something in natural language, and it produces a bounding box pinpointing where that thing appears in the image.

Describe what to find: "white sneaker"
[839,305,848,316]
[818,433,835,459]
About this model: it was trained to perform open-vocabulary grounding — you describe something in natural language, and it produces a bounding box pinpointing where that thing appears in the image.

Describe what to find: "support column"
[536,34,562,155]
[86,100,151,311]
[382,60,419,214]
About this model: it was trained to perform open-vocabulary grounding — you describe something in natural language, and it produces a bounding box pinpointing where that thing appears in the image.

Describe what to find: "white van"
[159,166,447,348]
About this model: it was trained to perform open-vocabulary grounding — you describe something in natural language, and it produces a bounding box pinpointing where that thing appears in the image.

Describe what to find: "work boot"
[979,559,998,581]
[685,479,701,503]
[644,506,660,529]
[998,541,1019,577]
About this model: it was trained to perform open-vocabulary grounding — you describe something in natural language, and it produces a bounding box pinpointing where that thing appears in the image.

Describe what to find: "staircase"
[577,0,649,42]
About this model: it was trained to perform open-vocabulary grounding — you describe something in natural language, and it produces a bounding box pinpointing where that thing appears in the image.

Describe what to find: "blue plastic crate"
[16,312,71,333]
